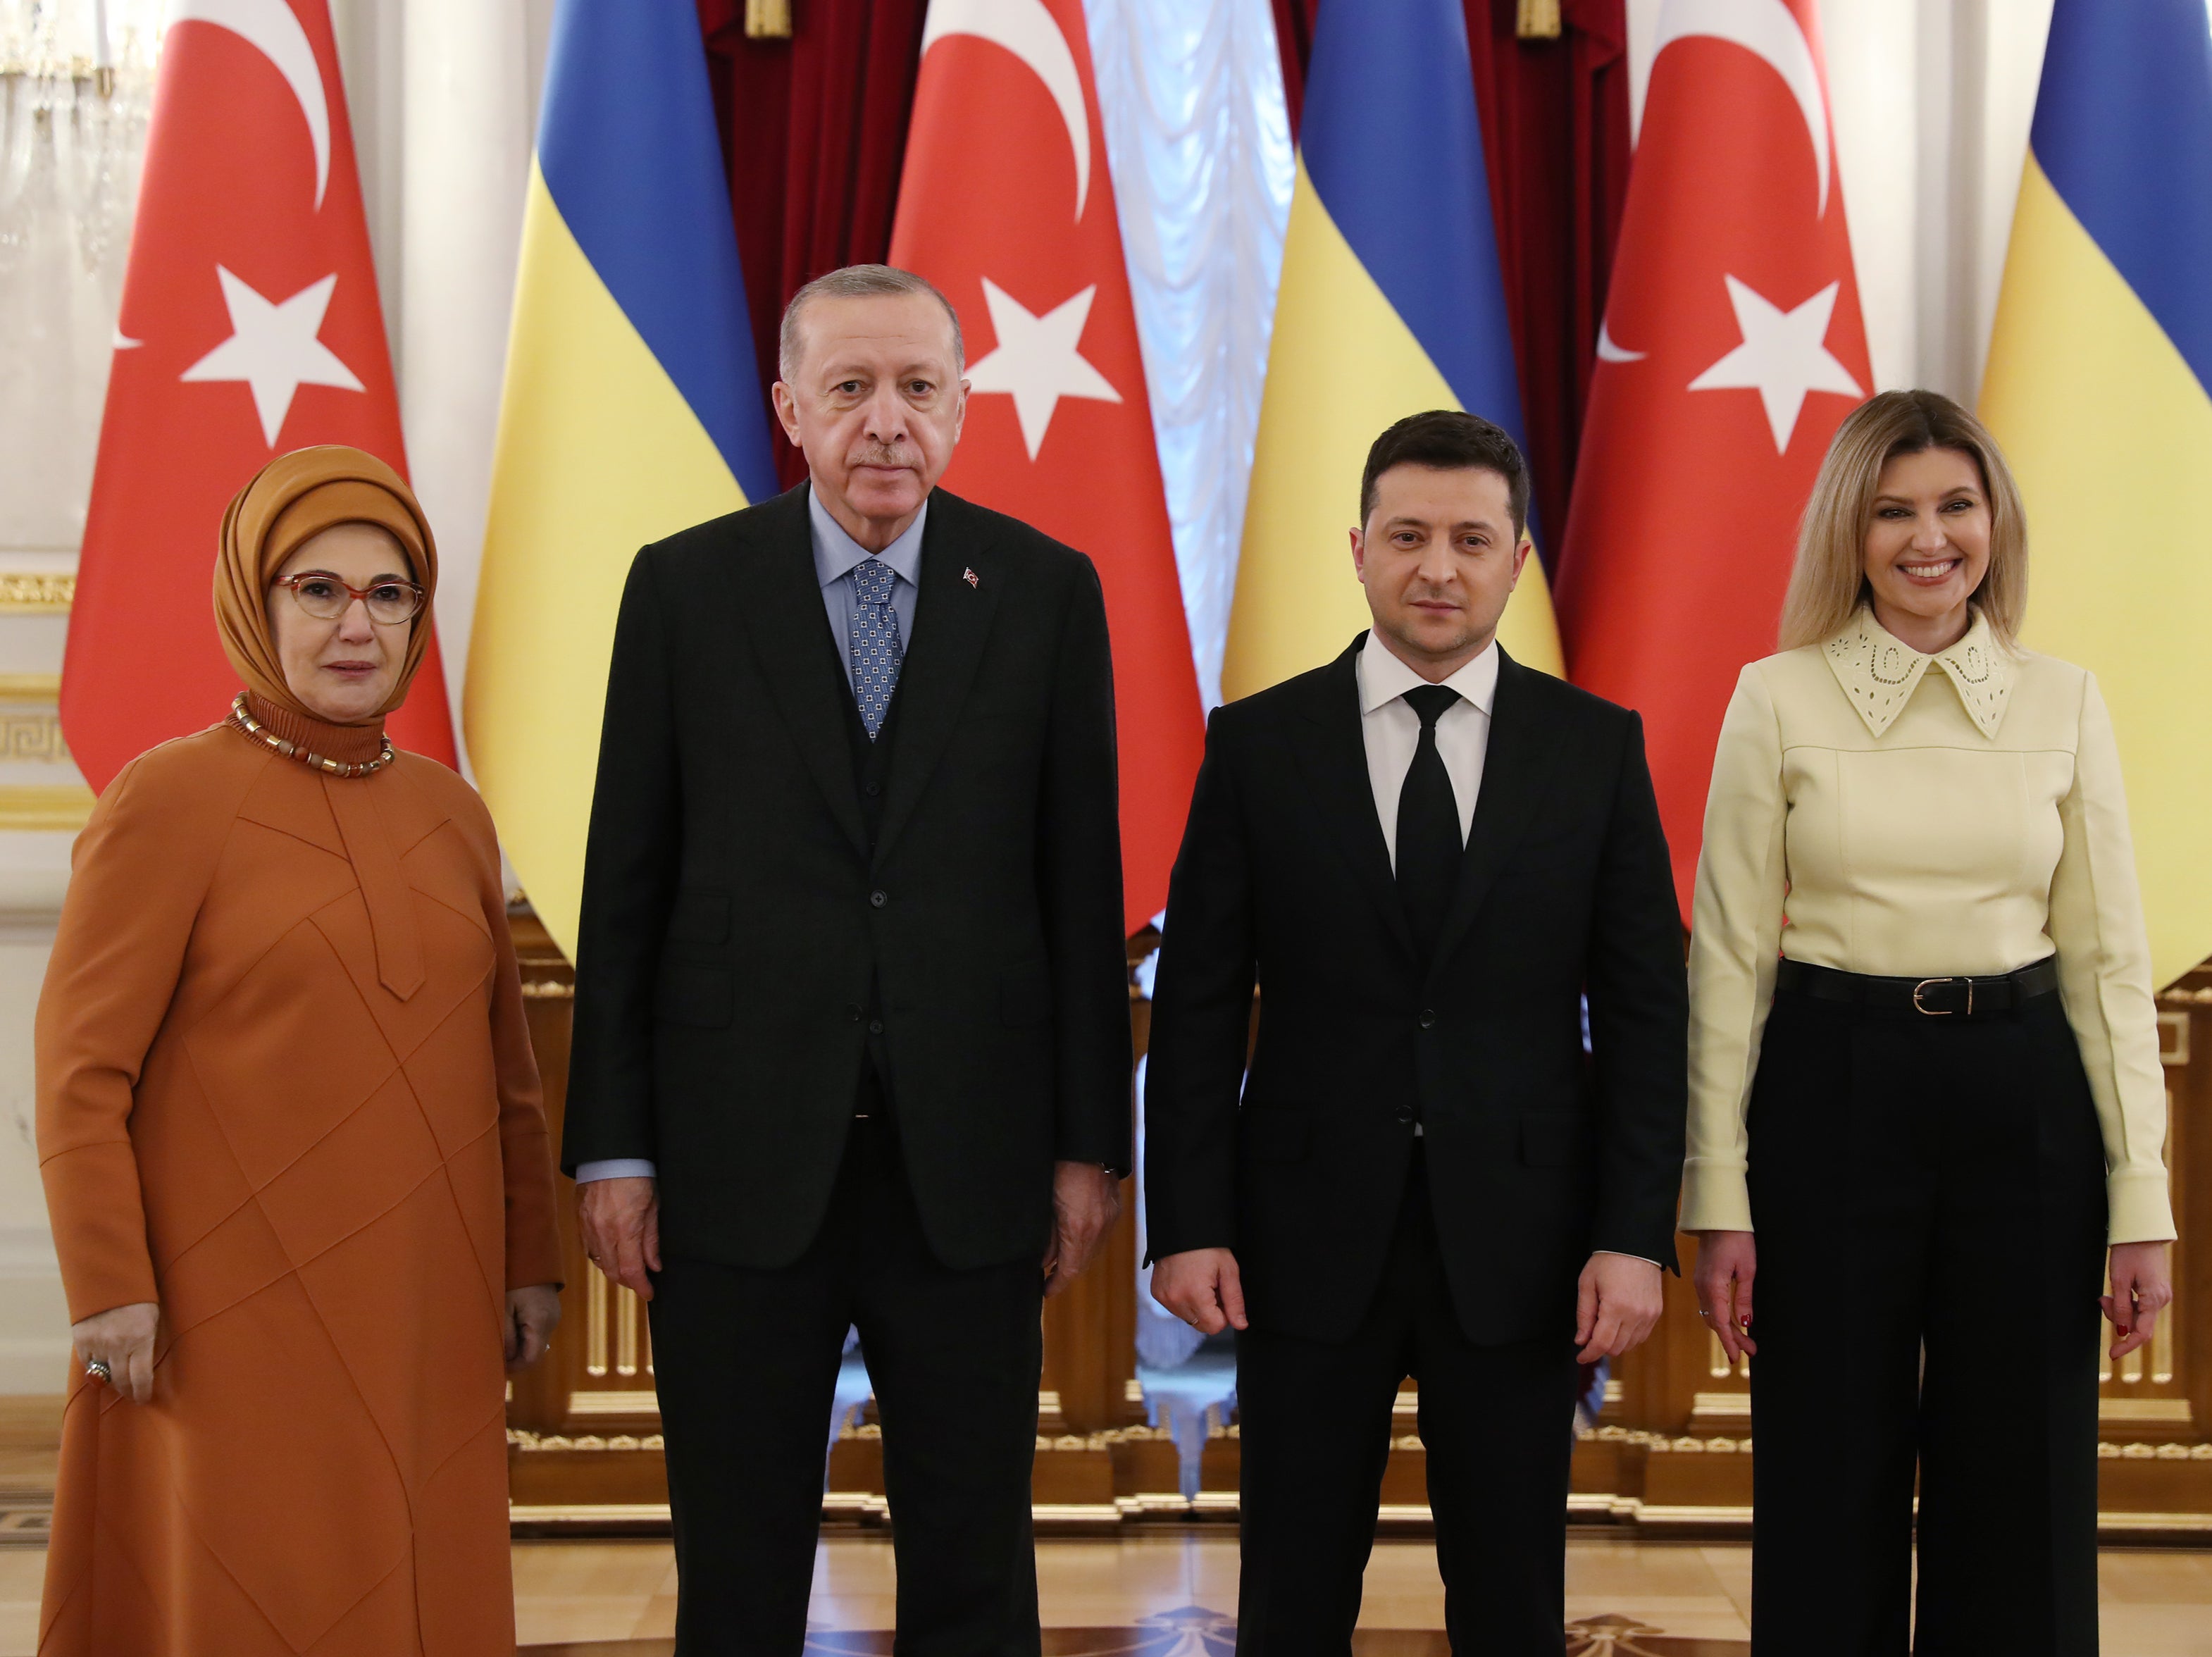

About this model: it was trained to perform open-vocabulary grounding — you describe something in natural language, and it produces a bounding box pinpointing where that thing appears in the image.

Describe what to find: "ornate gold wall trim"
[0,576,73,614]
[0,784,94,831]
[0,714,69,763]
[0,675,61,701]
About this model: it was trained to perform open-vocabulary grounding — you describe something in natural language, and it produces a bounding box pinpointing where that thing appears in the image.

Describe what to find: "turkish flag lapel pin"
[964,567,979,588]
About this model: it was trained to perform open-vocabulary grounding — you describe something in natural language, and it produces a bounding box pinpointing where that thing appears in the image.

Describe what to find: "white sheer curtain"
[1085,0,1293,1381]
[1083,0,1293,714]
[0,0,163,552]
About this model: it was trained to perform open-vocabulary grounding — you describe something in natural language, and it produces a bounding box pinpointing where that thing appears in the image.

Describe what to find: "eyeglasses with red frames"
[271,572,427,626]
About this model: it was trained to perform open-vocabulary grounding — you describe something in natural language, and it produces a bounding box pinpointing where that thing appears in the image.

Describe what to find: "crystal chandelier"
[0,1,167,549]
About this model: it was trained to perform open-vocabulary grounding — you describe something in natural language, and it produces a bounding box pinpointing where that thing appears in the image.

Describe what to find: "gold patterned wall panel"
[0,670,92,828]
[0,574,74,614]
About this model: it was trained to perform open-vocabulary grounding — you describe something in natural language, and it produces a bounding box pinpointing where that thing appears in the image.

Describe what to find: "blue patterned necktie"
[850,557,905,740]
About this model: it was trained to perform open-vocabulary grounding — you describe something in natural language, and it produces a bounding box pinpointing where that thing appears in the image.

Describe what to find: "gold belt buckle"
[1912,976,1972,1017]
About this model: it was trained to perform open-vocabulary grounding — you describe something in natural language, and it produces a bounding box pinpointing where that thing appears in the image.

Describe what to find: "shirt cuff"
[1593,1250,1663,1270]
[575,1158,657,1183]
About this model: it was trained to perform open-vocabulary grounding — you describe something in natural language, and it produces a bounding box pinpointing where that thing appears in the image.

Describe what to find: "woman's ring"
[85,1359,111,1383]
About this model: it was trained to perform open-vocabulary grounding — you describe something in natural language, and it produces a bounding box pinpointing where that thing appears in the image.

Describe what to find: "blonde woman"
[1684,390,2173,1653]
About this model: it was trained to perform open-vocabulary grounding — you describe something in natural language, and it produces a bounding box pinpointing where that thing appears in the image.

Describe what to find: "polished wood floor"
[7,1533,2211,1653]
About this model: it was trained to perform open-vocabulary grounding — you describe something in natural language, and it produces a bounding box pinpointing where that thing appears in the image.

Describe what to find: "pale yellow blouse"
[1683,607,2174,1243]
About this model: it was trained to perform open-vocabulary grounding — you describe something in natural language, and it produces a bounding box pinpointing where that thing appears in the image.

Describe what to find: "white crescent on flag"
[170,0,332,208]
[1651,0,1829,212]
[919,0,1092,221]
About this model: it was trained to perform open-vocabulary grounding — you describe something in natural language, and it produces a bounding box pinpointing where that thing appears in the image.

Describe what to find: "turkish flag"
[62,0,456,791]
[888,0,1204,938]
[1555,0,1869,915]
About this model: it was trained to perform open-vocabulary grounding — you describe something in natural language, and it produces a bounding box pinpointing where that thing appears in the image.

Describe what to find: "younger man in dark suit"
[1145,412,1686,1654]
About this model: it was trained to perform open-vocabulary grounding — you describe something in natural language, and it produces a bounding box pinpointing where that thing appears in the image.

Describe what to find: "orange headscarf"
[214,446,438,726]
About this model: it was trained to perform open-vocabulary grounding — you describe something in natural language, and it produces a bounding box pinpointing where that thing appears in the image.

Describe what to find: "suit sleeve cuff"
[576,1158,657,1183]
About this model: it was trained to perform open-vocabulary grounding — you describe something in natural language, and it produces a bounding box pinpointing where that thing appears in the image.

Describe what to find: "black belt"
[1775,956,2060,1020]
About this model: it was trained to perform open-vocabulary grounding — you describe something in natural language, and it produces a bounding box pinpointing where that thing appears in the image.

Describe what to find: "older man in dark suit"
[564,265,1132,1656]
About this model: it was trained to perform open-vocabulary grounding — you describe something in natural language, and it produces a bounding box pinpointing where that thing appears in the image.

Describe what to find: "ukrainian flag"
[1981,0,2212,986]
[1222,0,1561,700]
[466,0,777,960]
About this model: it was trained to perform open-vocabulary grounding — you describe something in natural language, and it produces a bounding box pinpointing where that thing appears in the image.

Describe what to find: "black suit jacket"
[563,484,1133,1272]
[1143,638,1686,1346]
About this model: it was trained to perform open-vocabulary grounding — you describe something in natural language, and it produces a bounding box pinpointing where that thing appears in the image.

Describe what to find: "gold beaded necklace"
[225,693,396,778]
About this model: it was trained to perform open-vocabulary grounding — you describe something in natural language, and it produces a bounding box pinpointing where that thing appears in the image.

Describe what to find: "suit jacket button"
[865,781,882,798]
[1418,1009,1436,1029]
[870,890,888,907]
[846,1005,862,1022]
[1397,1110,1416,1125]
[869,1018,885,1035]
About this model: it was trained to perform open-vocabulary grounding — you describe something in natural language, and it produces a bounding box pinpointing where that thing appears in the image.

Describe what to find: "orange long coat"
[35,713,561,1656]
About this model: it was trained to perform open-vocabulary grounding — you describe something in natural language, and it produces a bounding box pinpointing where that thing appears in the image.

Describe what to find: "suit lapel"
[1427,649,1559,975]
[731,485,869,859]
[875,492,1002,860]
[1289,637,1417,962]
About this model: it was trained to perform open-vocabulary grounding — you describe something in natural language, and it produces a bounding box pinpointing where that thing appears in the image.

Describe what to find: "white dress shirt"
[1357,632,1498,866]
[576,492,930,1186]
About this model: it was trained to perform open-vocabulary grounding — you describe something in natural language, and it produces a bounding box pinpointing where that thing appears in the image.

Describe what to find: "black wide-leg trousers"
[647,1112,1045,1657]
[1746,987,2110,1656]
[1235,1146,1581,1656]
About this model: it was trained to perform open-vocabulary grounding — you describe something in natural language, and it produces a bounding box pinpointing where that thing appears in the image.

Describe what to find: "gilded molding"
[1584,1426,1753,1453]
[0,575,73,613]
[507,1429,665,1453]
[567,1389,661,1418]
[0,783,94,831]
[0,713,68,762]
[2101,1397,2193,1425]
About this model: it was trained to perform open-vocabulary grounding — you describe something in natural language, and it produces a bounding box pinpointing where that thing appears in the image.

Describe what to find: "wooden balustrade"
[505,909,2212,1537]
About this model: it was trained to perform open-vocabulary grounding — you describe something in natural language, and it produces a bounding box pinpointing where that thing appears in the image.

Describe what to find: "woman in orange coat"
[35,446,562,1656]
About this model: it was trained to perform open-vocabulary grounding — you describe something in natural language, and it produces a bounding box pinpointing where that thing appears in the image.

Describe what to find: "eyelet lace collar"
[1821,607,2013,739]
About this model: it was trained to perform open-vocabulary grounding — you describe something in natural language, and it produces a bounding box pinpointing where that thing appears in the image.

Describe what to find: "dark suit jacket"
[563,483,1133,1272]
[1143,637,1686,1346]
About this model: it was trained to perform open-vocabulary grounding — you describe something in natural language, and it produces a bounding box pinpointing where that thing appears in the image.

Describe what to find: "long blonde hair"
[1777,389,2027,651]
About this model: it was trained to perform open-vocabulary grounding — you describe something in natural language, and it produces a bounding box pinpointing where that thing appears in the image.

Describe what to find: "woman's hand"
[1693,1230,1758,1366]
[2105,1241,2173,1362]
[73,1301,159,1403]
[505,1285,563,1372]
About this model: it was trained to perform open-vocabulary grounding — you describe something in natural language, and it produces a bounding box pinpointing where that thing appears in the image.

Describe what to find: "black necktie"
[1396,683,1464,966]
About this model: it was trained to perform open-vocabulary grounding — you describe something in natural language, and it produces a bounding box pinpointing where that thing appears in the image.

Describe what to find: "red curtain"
[695,0,931,489]
[1270,0,1631,550]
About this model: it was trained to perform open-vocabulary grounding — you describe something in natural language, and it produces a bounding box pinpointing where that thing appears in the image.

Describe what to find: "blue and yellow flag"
[1222,0,1561,699]
[466,0,777,959]
[1982,0,2212,986]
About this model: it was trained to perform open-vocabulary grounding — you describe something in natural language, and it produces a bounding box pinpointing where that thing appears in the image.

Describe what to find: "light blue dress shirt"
[809,485,926,690]
[575,488,930,1186]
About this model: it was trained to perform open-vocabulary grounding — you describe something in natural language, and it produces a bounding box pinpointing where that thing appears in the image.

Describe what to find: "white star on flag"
[964,278,1121,460]
[1687,275,1863,454]
[180,266,365,448]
